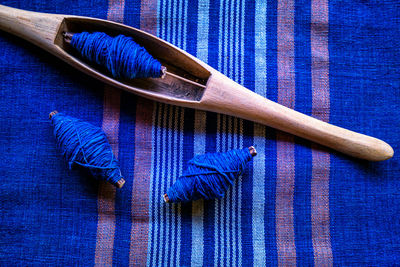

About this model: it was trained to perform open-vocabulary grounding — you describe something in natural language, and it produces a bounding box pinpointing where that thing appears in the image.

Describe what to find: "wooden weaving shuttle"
[0,4,393,161]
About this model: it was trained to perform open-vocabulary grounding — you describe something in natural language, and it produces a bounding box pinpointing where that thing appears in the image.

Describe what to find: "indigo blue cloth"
[0,0,399,266]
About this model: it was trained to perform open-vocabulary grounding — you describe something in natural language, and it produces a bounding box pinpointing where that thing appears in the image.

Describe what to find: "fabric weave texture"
[0,0,399,266]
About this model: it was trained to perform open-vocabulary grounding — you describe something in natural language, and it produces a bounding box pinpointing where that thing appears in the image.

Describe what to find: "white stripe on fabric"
[228,0,234,78]
[253,0,267,265]
[149,103,163,266]
[196,0,209,62]
[191,0,209,240]
[175,107,184,267]
[237,118,244,265]
[169,105,178,267]
[232,117,238,266]
[160,0,165,39]
[218,0,224,72]
[148,1,163,262]
[240,0,245,85]
[236,0,245,263]
[213,1,247,265]
[150,1,189,265]
[214,114,221,267]
[158,104,169,265]
[191,109,207,265]
[173,2,187,264]
[226,117,232,264]
[147,102,157,266]
[221,114,227,265]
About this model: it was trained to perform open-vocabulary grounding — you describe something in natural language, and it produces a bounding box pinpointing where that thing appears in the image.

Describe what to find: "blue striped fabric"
[0,0,399,266]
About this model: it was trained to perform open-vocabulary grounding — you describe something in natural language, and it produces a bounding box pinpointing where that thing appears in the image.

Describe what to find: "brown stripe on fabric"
[128,1,157,266]
[311,0,333,265]
[95,1,125,266]
[95,87,121,267]
[129,98,153,267]
[140,0,158,34]
[276,0,297,265]
[107,0,125,23]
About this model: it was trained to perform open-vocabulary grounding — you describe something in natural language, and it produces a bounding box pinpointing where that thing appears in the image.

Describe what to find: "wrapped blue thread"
[165,147,256,203]
[70,32,163,79]
[50,111,125,188]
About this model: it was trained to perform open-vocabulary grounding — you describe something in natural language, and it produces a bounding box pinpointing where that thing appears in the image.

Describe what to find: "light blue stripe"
[159,104,169,265]
[149,103,163,266]
[191,110,207,267]
[190,0,209,261]
[236,0,246,264]
[234,117,240,266]
[168,106,176,266]
[216,1,226,263]
[182,0,188,50]
[147,0,163,261]
[237,118,244,265]
[163,104,172,265]
[234,3,239,82]
[173,0,178,46]
[149,0,165,262]
[159,2,188,265]
[254,0,267,97]
[224,0,229,75]
[147,102,158,266]
[217,0,224,72]
[170,107,178,266]
[175,108,184,267]
[171,8,182,261]
[213,1,248,264]
[191,109,207,178]
[196,0,209,63]
[169,105,178,267]
[191,1,209,265]
[174,4,187,265]
[174,106,183,267]
[161,104,169,265]
[240,0,245,85]
[220,114,227,265]
[170,0,174,42]
[224,117,233,266]
[226,117,233,263]
[252,0,267,265]
[154,104,163,266]
[223,0,230,76]
[228,0,234,78]
[214,114,221,267]
[233,0,242,263]
[158,2,170,265]
[160,0,165,38]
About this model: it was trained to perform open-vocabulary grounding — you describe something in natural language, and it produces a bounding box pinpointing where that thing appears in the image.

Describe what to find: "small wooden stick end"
[161,66,167,79]
[115,178,125,188]
[49,110,58,119]
[63,32,73,44]
[163,193,169,203]
[249,146,257,157]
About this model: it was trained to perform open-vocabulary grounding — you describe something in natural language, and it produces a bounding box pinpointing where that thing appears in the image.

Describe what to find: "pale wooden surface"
[0,4,393,161]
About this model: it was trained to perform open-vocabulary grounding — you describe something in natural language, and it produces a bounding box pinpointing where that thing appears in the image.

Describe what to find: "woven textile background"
[0,0,399,266]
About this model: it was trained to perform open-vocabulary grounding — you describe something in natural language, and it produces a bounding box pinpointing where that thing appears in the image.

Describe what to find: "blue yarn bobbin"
[49,111,125,188]
[69,32,163,79]
[164,147,257,203]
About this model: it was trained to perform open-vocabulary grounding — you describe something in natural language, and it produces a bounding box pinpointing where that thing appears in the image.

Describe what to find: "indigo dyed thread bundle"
[49,111,125,188]
[164,147,257,203]
[70,32,163,79]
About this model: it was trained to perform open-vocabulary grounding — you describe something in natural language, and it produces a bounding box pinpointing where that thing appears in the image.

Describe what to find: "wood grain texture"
[0,4,393,161]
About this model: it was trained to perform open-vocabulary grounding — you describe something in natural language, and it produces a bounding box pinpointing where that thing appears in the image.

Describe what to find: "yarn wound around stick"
[50,111,125,188]
[70,32,163,79]
[165,147,256,203]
